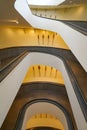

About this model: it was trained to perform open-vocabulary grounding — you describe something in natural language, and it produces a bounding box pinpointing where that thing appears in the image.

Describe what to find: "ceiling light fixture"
[0,19,19,24]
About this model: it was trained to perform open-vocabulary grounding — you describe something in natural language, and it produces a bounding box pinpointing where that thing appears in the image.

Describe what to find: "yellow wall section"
[23,65,64,84]
[31,5,87,21]
[0,27,69,49]
[26,114,64,130]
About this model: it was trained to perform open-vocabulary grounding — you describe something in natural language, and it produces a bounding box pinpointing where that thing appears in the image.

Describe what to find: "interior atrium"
[0,0,87,130]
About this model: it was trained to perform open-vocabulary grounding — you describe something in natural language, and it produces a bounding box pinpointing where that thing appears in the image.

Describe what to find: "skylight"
[27,0,65,6]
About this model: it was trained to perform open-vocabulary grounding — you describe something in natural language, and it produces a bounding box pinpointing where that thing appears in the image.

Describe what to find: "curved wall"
[0,27,69,49]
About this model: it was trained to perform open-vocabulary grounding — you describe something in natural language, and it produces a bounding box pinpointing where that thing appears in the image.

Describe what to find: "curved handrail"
[0,51,29,82]
[62,21,87,36]
[0,53,23,72]
[14,99,74,130]
[63,60,87,121]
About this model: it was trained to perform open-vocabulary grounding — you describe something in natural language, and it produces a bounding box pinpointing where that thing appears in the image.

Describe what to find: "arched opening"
[15,99,74,130]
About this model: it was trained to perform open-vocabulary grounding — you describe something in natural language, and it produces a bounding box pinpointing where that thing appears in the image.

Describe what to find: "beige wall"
[0,27,69,49]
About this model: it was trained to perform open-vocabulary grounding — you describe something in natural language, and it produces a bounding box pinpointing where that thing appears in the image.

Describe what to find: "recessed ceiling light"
[0,19,19,24]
